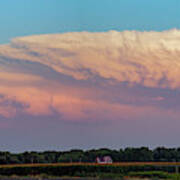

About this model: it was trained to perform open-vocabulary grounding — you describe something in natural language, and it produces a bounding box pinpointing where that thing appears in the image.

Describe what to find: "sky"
[0,0,180,152]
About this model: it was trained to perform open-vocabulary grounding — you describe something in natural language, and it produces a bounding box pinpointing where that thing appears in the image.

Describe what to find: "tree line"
[0,147,180,164]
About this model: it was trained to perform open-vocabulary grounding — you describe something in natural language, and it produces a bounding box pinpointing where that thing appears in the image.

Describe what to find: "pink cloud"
[0,30,180,125]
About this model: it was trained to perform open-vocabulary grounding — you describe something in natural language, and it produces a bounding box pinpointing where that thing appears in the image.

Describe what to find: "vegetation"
[0,163,176,177]
[0,147,179,179]
[128,171,172,179]
[0,163,179,179]
[0,147,180,164]
[127,171,180,180]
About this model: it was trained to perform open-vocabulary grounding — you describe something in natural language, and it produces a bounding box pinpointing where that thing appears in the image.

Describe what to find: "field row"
[0,162,180,168]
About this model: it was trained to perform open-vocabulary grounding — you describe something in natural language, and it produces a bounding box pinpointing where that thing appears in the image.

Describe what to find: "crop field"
[0,162,180,168]
[0,162,179,180]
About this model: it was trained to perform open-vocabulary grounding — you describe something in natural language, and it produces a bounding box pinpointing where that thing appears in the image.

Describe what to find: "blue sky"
[0,0,180,44]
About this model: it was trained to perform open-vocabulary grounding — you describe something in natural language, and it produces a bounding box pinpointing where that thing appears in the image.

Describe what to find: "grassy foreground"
[0,163,178,179]
[0,172,179,180]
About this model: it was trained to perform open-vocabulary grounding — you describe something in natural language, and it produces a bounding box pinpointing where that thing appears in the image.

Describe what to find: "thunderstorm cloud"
[0,29,180,123]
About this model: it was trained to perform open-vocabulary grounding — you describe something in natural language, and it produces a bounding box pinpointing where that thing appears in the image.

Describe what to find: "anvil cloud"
[0,29,180,122]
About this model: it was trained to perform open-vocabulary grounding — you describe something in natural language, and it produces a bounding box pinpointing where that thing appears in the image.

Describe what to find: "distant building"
[95,156,113,164]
